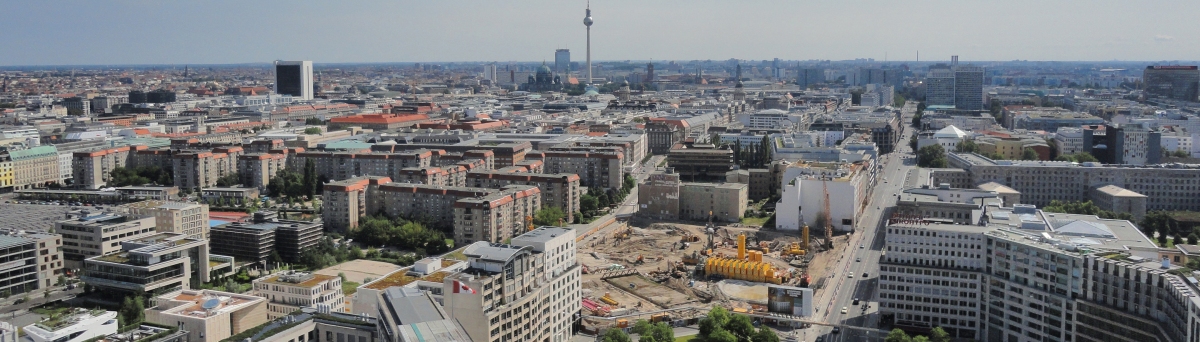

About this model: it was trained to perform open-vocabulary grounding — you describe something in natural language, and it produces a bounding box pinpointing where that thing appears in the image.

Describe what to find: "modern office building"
[878,203,1164,341]
[145,289,268,342]
[925,67,956,107]
[57,210,157,269]
[554,49,571,74]
[442,227,581,342]
[946,153,1200,211]
[209,213,321,265]
[253,271,345,320]
[1143,65,1199,102]
[0,230,63,294]
[81,233,211,295]
[122,200,210,240]
[373,287,471,342]
[23,309,118,342]
[275,61,314,101]
[953,65,984,111]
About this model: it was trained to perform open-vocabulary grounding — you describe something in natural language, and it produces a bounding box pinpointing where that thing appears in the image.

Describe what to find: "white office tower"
[443,227,581,342]
[275,61,313,101]
[483,63,498,82]
[555,49,571,74]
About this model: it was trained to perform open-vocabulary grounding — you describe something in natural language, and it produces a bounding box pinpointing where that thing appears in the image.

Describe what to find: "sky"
[2,0,1198,66]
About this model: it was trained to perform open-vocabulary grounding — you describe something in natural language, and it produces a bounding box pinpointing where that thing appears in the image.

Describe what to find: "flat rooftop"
[258,272,337,288]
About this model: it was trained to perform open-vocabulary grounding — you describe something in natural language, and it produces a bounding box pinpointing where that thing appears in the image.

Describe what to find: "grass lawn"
[674,336,697,342]
[31,306,70,316]
[740,216,769,227]
[342,281,360,296]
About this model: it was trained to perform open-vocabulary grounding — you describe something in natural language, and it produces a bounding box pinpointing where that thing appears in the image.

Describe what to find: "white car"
[848,272,854,278]
[841,307,847,314]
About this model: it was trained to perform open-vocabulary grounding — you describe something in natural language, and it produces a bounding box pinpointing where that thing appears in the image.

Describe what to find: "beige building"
[252,271,345,320]
[680,183,749,222]
[173,151,236,191]
[122,200,210,240]
[0,229,63,293]
[452,185,541,246]
[1090,185,1147,221]
[57,211,157,269]
[11,146,60,189]
[145,289,267,342]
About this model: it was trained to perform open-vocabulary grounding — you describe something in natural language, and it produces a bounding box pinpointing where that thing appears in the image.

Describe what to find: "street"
[813,102,919,342]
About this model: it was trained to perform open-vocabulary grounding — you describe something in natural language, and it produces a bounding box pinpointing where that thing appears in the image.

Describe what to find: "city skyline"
[2,0,1199,66]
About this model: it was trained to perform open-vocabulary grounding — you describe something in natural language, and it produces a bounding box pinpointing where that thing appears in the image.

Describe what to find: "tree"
[216,173,240,187]
[909,135,918,150]
[631,320,653,335]
[600,328,631,342]
[533,207,567,227]
[707,329,738,342]
[1188,233,1197,245]
[1175,234,1184,246]
[303,127,322,134]
[917,145,948,168]
[929,327,950,342]
[727,314,755,339]
[885,329,912,342]
[303,159,318,199]
[1021,148,1039,160]
[955,140,980,154]
[913,336,930,342]
[750,327,780,342]
[642,323,673,342]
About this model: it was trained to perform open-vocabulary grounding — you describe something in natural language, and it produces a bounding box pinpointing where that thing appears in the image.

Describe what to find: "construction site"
[577,201,857,333]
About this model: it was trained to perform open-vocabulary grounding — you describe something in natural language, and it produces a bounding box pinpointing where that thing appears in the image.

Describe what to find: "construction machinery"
[600,292,619,306]
[682,251,701,265]
[680,233,701,243]
[782,225,811,256]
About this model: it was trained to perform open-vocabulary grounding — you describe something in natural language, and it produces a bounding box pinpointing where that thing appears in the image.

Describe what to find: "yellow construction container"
[600,292,619,305]
[704,256,783,284]
[737,234,746,260]
[617,319,630,328]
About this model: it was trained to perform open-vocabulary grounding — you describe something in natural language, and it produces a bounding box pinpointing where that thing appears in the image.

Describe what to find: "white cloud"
[1155,35,1175,42]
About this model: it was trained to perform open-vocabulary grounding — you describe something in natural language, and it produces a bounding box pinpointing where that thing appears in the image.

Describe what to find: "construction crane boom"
[823,180,833,249]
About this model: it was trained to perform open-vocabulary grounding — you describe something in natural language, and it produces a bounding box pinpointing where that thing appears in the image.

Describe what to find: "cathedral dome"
[537,64,552,74]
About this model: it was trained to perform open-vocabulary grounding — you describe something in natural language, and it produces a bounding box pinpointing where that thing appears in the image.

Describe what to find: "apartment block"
[322,176,391,233]
[452,185,541,246]
[122,200,210,240]
[666,144,735,181]
[145,289,267,342]
[542,150,624,191]
[679,182,748,223]
[173,151,234,191]
[72,146,140,189]
[292,150,435,182]
[81,233,211,295]
[443,227,581,342]
[253,271,345,320]
[57,211,157,269]
[466,171,580,220]
[0,230,63,294]
[238,153,289,191]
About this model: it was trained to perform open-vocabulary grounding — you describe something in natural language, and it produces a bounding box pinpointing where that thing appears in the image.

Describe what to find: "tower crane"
[823,179,833,249]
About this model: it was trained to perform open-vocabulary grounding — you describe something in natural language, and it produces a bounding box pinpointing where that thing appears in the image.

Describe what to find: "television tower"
[583,1,593,86]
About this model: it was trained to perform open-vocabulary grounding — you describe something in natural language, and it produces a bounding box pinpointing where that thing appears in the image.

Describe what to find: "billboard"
[766,285,813,317]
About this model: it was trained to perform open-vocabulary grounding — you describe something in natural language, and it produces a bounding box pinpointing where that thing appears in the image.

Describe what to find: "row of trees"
[1042,200,1133,221]
[579,176,638,220]
[599,306,779,342]
[351,215,452,256]
[885,327,949,342]
[109,166,173,187]
[266,159,325,199]
[730,137,774,169]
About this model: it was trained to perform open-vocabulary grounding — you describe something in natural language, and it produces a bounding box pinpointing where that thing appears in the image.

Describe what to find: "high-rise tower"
[583,1,593,87]
[275,60,314,101]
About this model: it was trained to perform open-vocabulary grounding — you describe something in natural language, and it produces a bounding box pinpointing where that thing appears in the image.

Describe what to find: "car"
[832,327,841,334]
[855,257,861,262]
[860,244,864,249]
[862,273,869,278]
[816,337,825,342]
[848,272,854,278]
[853,298,860,305]
[840,307,847,314]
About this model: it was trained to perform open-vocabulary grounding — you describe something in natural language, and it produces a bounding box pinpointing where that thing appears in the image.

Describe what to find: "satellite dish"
[202,298,220,310]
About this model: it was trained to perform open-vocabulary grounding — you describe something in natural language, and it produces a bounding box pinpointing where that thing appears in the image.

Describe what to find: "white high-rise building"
[275,61,313,101]
[554,49,571,74]
[483,63,498,82]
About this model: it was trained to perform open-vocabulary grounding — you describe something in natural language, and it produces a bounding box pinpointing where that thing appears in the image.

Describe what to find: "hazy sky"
[3,0,1198,66]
